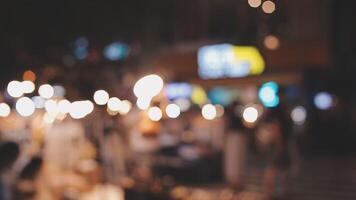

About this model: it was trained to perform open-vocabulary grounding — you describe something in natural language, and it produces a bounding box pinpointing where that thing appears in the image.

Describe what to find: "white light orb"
[69,100,93,119]
[38,84,54,99]
[136,97,151,110]
[16,97,35,117]
[0,103,11,117]
[291,106,307,125]
[53,85,66,97]
[314,92,332,110]
[32,96,46,109]
[133,74,164,98]
[242,106,259,123]
[107,97,122,112]
[58,99,71,114]
[166,103,181,118]
[174,98,191,112]
[201,104,217,120]
[119,100,132,115]
[7,80,23,98]
[93,90,109,105]
[44,100,59,117]
[21,81,35,94]
[148,106,162,121]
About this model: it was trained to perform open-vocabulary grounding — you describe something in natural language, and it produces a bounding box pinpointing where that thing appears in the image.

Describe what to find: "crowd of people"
[0,86,299,200]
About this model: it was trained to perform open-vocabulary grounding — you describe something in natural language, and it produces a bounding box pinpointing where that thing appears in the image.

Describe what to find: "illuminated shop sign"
[198,44,265,79]
[164,83,192,100]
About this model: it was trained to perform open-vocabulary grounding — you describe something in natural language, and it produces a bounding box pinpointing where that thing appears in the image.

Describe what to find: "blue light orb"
[104,42,129,61]
[314,92,332,110]
[74,37,89,48]
[258,81,279,108]
[164,83,192,100]
[74,47,88,60]
[208,87,232,106]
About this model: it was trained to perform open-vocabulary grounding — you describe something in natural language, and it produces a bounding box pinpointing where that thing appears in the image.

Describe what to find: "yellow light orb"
[191,86,207,105]
[262,0,276,14]
[93,89,109,105]
[248,0,261,8]
[38,84,54,99]
[16,97,35,117]
[0,103,11,117]
[165,103,181,118]
[201,104,217,120]
[148,106,162,121]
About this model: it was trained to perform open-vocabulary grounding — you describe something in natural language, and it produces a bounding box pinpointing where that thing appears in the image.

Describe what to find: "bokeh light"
[21,81,35,94]
[32,96,46,109]
[58,99,71,114]
[69,100,93,119]
[104,42,130,61]
[262,0,276,14]
[38,84,54,99]
[7,80,23,98]
[16,97,35,117]
[133,74,164,99]
[201,104,217,120]
[242,106,259,123]
[93,90,110,105]
[119,100,132,115]
[148,106,163,121]
[258,81,279,108]
[107,97,122,112]
[136,97,151,110]
[291,106,307,125]
[314,92,333,110]
[264,35,280,50]
[191,86,207,105]
[165,103,181,118]
[0,103,11,117]
[174,98,191,112]
[53,85,66,97]
[248,0,262,8]
[45,100,59,117]
[23,70,36,82]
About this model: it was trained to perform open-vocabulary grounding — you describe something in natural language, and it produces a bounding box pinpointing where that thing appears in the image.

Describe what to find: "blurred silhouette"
[0,141,20,200]
[224,101,248,190]
[258,88,293,199]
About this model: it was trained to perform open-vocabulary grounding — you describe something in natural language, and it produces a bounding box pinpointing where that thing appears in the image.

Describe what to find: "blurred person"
[101,127,127,184]
[258,89,293,199]
[0,141,20,200]
[13,156,43,200]
[224,102,248,190]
